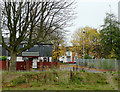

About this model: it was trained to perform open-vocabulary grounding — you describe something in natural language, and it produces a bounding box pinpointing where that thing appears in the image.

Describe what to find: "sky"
[65,0,119,46]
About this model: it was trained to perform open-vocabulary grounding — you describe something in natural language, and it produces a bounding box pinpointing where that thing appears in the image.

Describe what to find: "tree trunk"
[9,53,17,71]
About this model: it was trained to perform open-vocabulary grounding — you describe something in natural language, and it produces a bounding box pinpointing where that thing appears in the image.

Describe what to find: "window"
[32,59,37,68]
[23,44,27,47]
[43,45,49,47]
[67,57,71,62]
[23,44,28,51]
[68,51,70,56]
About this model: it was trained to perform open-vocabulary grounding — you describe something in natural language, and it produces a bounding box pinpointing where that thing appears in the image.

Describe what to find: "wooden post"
[44,73,47,83]
[76,65,78,71]
[26,60,29,71]
[40,61,43,71]
[37,74,39,82]
[73,67,75,71]
[70,70,73,82]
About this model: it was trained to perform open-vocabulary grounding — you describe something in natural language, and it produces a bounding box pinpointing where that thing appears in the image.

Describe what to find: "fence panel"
[76,59,118,71]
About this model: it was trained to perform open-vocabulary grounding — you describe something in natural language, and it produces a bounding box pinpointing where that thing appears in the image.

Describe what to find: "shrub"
[97,80,101,83]
[10,77,26,85]
[84,55,92,59]
[72,75,84,84]
[82,69,86,72]
[115,77,118,80]
[0,56,7,61]
[97,80,109,84]
[77,77,84,81]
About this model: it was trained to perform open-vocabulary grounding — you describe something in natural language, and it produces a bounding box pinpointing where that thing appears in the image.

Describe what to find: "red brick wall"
[0,61,6,70]
[16,62,25,70]
[0,61,59,71]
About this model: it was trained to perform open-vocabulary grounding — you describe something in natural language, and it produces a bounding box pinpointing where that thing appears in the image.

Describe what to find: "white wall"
[59,51,72,63]
[8,57,24,62]
[8,56,52,62]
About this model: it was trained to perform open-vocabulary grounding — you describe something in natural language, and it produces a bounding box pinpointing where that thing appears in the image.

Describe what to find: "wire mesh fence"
[76,59,118,71]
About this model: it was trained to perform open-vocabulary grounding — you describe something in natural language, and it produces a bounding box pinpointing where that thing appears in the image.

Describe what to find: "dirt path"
[60,64,110,73]
[106,73,118,90]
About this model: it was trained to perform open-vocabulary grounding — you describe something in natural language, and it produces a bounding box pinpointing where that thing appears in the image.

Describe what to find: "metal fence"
[76,59,118,71]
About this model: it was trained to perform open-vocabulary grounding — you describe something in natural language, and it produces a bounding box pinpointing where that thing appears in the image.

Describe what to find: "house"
[59,46,79,63]
[0,39,57,70]
[0,43,53,62]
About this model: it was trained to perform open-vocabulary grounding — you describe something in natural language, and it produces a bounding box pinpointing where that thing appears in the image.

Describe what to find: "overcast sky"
[66,0,119,46]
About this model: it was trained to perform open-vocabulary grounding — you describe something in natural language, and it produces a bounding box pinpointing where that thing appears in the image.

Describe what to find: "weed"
[97,80,102,83]
[97,80,109,84]
[54,82,59,85]
[77,85,87,87]
[115,77,118,80]
[59,82,66,85]
[82,70,86,72]
[30,83,42,87]
[6,83,15,87]
[112,72,116,76]
[77,77,84,81]
[2,71,118,90]
[105,81,109,84]
[94,88,99,90]
[101,77,106,80]
[43,88,47,90]
[72,88,74,90]
[10,77,26,85]
[66,86,69,88]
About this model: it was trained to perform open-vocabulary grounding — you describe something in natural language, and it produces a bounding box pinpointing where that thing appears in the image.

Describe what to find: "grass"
[2,70,118,90]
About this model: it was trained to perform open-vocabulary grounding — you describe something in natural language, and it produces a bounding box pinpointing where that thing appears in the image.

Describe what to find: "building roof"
[3,38,53,45]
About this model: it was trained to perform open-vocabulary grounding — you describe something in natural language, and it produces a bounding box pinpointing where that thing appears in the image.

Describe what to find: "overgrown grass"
[2,70,118,90]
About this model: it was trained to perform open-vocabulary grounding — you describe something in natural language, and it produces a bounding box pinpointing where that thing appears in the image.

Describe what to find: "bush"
[10,77,26,85]
[82,70,86,72]
[72,75,84,84]
[77,77,84,81]
[0,56,7,61]
[115,77,118,80]
[84,55,92,59]
[97,80,109,84]
[97,80,101,83]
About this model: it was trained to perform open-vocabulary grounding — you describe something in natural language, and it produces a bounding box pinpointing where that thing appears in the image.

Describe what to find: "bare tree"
[0,0,75,71]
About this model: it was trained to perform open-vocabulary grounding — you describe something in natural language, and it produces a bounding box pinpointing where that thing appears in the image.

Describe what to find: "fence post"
[115,59,117,71]
[44,73,47,83]
[108,59,109,70]
[37,74,39,82]
[102,59,103,69]
[70,70,73,82]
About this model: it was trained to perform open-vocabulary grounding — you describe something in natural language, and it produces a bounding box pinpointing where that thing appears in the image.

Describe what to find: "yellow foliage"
[71,26,100,58]
[53,46,66,60]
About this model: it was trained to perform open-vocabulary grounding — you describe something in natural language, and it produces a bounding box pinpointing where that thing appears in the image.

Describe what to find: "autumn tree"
[52,31,66,60]
[71,27,101,59]
[0,0,75,71]
[100,13,120,59]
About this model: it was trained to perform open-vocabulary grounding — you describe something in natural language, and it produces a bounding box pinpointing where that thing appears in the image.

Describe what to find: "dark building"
[0,40,53,63]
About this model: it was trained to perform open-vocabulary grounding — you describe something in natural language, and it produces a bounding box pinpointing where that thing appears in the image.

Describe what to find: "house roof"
[3,38,53,45]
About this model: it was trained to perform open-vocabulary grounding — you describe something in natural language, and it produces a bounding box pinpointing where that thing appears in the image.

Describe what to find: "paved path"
[60,64,113,73]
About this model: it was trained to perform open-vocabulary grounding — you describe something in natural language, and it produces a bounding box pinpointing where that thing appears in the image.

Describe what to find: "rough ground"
[2,70,118,90]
